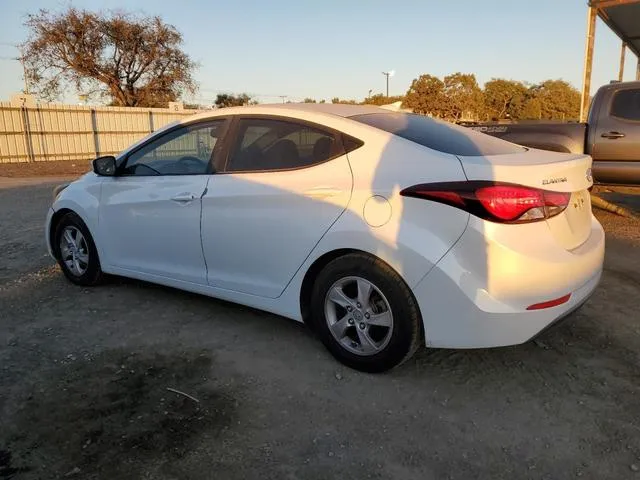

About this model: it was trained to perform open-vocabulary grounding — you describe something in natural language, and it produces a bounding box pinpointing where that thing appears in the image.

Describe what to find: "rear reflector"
[400,181,571,224]
[526,294,571,310]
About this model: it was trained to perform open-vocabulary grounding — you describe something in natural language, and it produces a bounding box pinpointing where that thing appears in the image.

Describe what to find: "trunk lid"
[458,148,594,250]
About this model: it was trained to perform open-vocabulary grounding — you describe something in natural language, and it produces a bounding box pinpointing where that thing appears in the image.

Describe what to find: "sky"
[0,0,637,105]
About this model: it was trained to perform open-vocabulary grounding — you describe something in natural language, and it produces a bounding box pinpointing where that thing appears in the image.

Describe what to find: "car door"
[98,119,229,284]
[592,87,640,161]
[201,116,354,298]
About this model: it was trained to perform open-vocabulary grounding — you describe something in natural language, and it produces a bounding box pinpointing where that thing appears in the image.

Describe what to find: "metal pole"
[16,51,30,94]
[21,61,29,94]
[579,6,597,123]
[382,72,390,97]
[619,43,626,81]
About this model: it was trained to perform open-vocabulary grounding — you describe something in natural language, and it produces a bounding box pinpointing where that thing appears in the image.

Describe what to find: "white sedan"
[46,104,605,372]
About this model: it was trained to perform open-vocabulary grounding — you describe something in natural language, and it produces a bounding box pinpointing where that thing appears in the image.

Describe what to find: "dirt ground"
[0,161,91,178]
[0,176,639,480]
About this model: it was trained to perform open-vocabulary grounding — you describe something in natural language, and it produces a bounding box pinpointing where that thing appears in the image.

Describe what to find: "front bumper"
[45,207,56,259]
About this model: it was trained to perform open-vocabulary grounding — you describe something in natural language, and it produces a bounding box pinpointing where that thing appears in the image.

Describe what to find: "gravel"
[0,177,639,480]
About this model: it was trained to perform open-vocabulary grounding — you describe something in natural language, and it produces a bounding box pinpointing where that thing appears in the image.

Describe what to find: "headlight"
[52,183,70,200]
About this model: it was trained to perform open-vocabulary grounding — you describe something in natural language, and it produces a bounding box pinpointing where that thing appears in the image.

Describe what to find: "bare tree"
[21,8,197,107]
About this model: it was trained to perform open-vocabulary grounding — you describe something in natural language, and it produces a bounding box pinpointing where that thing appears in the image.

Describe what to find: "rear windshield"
[349,112,526,156]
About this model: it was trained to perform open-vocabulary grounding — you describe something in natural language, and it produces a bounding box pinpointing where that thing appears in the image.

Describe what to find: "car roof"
[181,102,393,124]
[256,103,389,117]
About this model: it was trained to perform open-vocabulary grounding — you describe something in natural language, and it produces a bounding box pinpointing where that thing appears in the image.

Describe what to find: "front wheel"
[53,212,103,286]
[310,253,422,373]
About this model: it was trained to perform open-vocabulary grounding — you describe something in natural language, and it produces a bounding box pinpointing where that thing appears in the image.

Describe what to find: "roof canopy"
[590,0,640,57]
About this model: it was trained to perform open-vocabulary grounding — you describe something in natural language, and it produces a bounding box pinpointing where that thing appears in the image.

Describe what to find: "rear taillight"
[401,181,570,223]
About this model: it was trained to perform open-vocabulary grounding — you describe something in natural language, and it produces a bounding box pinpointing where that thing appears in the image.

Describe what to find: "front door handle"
[171,193,197,203]
[601,131,625,139]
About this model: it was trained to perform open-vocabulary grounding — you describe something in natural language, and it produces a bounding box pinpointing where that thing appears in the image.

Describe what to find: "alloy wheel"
[59,226,89,276]
[324,276,394,356]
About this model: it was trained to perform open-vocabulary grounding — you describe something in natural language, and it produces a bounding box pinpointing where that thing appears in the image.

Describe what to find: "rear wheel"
[54,212,103,286]
[310,253,422,373]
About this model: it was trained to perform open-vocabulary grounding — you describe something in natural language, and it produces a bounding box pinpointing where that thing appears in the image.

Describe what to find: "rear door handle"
[171,193,197,203]
[601,131,625,139]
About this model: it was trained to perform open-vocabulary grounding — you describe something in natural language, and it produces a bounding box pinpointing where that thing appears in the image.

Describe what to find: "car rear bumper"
[412,215,605,348]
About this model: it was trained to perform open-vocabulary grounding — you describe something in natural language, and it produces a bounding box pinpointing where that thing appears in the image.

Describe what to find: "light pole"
[381,70,395,97]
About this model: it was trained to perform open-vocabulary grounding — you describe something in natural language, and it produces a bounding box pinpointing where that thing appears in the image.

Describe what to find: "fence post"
[148,110,154,134]
[91,109,100,157]
[20,106,35,163]
[36,105,47,162]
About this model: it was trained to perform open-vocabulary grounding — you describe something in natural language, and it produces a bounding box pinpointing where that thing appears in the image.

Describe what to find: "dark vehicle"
[467,81,640,184]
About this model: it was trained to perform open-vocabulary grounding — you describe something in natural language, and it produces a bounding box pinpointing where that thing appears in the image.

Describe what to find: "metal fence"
[0,102,199,163]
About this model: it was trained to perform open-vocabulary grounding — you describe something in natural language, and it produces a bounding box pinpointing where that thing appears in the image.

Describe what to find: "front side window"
[122,120,226,176]
[225,118,340,172]
[611,89,640,121]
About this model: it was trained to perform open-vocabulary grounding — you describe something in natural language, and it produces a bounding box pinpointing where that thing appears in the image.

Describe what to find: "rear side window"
[225,118,344,172]
[610,89,640,121]
[350,112,526,156]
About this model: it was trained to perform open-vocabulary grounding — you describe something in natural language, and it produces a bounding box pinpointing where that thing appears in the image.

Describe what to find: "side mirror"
[92,155,117,176]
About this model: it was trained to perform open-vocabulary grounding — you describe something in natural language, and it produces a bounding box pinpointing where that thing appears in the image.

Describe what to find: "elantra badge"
[542,177,567,186]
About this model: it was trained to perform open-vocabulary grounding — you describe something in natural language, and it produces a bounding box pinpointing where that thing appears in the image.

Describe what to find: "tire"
[310,253,422,373]
[53,212,103,286]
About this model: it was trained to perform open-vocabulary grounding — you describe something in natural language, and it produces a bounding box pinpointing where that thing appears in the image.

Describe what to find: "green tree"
[443,73,484,121]
[483,78,528,120]
[362,94,404,106]
[214,93,252,108]
[21,8,196,107]
[530,80,581,121]
[403,74,446,116]
[331,97,357,104]
[303,97,317,103]
[520,96,543,120]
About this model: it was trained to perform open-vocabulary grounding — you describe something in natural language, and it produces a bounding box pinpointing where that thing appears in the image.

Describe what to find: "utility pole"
[382,71,391,97]
[381,70,395,98]
[619,42,626,81]
[19,56,29,94]
[579,6,596,123]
